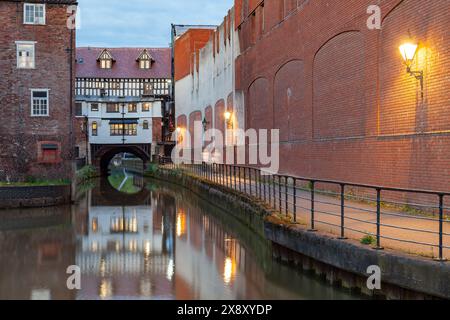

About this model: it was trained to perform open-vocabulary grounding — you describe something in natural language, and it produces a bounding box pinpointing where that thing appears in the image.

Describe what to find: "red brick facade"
[235,0,450,192]
[0,0,76,181]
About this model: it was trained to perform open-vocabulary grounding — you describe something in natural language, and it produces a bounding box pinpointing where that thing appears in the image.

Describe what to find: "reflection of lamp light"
[224,258,234,284]
[176,211,186,237]
[399,40,424,96]
[99,279,113,299]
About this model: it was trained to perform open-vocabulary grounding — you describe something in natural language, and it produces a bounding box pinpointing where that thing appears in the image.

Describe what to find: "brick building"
[231,0,449,193]
[0,0,77,182]
[174,10,244,163]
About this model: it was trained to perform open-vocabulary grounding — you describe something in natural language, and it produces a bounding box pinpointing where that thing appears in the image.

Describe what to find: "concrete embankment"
[148,168,450,299]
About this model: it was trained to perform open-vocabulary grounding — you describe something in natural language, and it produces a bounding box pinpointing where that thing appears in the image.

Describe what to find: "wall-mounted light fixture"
[224,111,233,129]
[399,40,424,96]
[202,117,210,132]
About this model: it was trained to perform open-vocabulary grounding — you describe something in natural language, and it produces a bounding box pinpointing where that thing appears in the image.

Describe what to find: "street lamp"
[224,111,233,129]
[399,42,422,78]
[399,40,424,97]
[202,117,209,131]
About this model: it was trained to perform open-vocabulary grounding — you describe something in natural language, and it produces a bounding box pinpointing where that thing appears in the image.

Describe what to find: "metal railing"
[158,157,449,261]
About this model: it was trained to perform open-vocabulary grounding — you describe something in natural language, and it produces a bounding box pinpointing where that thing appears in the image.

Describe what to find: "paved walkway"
[177,166,449,260]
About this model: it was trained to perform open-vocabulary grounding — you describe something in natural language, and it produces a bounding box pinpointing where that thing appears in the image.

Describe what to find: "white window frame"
[24,3,46,25]
[30,89,50,117]
[16,41,36,69]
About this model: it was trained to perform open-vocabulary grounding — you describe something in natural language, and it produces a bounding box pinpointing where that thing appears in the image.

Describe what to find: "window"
[31,89,49,116]
[98,50,113,69]
[143,120,149,130]
[143,83,153,96]
[24,3,46,25]
[74,146,80,158]
[91,103,99,112]
[106,103,120,113]
[137,50,153,69]
[128,103,137,113]
[39,143,59,163]
[16,42,35,69]
[100,59,112,69]
[75,103,82,116]
[91,122,98,136]
[110,124,137,136]
[142,103,151,112]
[139,60,151,69]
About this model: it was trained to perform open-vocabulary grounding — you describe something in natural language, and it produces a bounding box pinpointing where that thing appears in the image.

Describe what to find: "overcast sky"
[76,0,234,48]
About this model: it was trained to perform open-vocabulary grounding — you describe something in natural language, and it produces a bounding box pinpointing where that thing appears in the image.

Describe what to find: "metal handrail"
[157,157,449,261]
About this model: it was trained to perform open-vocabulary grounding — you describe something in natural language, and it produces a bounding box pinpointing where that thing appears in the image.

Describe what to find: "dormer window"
[97,49,114,69]
[137,49,154,69]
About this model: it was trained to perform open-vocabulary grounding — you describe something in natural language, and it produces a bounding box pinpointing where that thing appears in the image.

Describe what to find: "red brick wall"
[236,0,450,192]
[0,1,75,181]
[174,29,214,81]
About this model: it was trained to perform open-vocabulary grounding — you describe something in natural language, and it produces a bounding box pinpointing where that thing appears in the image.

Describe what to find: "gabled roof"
[97,49,115,61]
[136,49,154,62]
[76,47,171,79]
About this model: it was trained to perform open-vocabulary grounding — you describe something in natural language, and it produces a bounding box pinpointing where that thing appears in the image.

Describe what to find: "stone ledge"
[0,185,71,209]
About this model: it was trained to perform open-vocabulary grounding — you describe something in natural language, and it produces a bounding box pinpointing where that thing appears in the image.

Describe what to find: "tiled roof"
[1,0,78,4]
[76,47,172,79]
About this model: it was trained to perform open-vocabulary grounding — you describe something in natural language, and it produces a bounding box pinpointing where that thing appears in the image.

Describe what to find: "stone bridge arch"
[91,144,151,176]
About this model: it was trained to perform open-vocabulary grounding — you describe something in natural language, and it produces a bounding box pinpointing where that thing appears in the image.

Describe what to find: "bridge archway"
[91,144,151,176]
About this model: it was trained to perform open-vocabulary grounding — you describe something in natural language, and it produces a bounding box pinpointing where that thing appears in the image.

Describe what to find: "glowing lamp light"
[224,111,232,121]
[176,127,182,133]
[398,39,424,98]
[399,42,419,67]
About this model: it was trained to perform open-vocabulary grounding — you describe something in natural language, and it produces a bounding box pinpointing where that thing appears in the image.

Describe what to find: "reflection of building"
[0,207,76,300]
[76,188,176,299]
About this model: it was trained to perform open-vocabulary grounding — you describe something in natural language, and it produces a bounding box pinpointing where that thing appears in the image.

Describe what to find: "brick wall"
[0,1,76,181]
[236,0,450,192]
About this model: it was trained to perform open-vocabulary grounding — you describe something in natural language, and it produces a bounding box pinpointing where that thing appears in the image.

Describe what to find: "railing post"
[248,168,253,197]
[293,178,297,223]
[263,171,267,203]
[272,175,276,210]
[278,176,282,213]
[374,188,384,250]
[435,194,447,262]
[285,176,289,217]
[338,184,347,240]
[308,181,317,232]
[244,167,247,194]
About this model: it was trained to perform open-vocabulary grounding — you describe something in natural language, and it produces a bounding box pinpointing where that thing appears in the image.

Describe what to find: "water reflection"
[0,177,362,300]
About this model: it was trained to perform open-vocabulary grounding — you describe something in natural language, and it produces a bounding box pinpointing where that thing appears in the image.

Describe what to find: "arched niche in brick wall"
[189,110,203,159]
[313,31,366,140]
[379,0,450,135]
[273,59,307,142]
[247,77,271,130]
[214,99,226,145]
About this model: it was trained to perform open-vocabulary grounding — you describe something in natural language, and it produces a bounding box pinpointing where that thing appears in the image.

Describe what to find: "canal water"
[0,171,363,300]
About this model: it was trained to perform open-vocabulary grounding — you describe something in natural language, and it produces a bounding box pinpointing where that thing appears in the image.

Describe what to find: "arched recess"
[247,77,271,130]
[379,0,450,135]
[313,31,366,139]
[189,110,203,161]
[214,99,226,137]
[273,59,306,142]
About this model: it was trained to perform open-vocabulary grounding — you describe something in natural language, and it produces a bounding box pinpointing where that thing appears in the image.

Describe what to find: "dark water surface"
[0,177,363,300]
